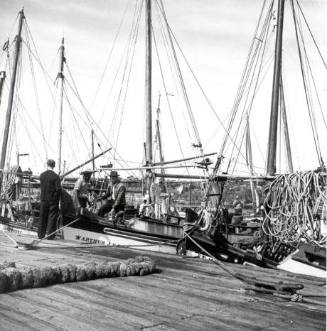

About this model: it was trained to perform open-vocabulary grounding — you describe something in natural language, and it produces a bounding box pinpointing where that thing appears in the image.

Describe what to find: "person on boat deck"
[38,159,61,240]
[139,199,148,217]
[139,198,153,217]
[97,170,126,218]
[73,170,92,211]
[232,195,243,214]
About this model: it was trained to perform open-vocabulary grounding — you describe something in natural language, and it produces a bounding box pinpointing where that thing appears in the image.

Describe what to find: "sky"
[0,0,326,177]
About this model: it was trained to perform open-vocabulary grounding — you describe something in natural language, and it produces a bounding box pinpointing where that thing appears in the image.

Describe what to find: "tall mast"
[246,116,258,210]
[91,129,95,174]
[0,9,24,170]
[266,0,285,176]
[145,0,152,165]
[0,71,6,107]
[155,93,166,192]
[57,37,65,174]
[280,81,293,172]
[156,94,164,166]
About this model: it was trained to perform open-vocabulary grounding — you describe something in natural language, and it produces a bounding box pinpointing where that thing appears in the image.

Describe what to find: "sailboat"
[180,0,326,275]
[0,3,213,253]
[61,0,213,253]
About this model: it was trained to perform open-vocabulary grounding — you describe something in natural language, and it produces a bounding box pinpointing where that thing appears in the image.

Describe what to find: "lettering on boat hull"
[63,227,176,254]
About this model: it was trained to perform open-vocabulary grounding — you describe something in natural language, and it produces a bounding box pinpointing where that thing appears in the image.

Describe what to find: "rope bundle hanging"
[263,170,327,247]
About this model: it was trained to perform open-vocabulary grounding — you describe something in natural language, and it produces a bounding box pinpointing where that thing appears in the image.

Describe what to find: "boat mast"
[145,0,152,166]
[0,9,24,170]
[0,71,6,107]
[245,116,258,210]
[266,0,285,176]
[156,94,163,164]
[91,129,95,175]
[155,93,166,192]
[280,81,293,172]
[57,37,65,174]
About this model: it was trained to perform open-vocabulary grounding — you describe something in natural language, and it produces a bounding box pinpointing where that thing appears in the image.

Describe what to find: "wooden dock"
[0,234,325,330]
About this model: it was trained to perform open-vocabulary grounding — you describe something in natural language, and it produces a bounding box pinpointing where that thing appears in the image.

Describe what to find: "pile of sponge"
[0,256,157,293]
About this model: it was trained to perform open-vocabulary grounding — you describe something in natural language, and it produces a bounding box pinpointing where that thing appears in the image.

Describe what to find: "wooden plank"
[0,236,325,330]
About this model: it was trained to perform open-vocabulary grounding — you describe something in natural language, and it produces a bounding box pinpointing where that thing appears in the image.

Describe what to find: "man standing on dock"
[98,170,126,220]
[38,159,61,239]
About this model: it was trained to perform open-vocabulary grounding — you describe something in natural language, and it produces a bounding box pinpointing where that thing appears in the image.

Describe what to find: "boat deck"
[0,233,325,330]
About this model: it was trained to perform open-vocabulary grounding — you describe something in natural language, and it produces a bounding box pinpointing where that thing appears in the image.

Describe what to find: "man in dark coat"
[38,159,61,239]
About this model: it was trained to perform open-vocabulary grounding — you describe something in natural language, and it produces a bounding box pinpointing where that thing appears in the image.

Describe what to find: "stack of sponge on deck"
[0,256,157,293]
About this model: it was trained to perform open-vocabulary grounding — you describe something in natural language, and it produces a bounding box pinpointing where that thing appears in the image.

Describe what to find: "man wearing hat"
[98,170,126,219]
[38,159,61,239]
[72,169,93,211]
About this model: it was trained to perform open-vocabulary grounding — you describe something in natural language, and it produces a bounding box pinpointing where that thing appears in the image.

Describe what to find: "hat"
[109,170,119,178]
[47,159,55,168]
[80,169,93,175]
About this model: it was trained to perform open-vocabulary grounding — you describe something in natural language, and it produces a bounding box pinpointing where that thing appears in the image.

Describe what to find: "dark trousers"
[38,200,59,239]
[98,200,114,217]
[98,199,124,217]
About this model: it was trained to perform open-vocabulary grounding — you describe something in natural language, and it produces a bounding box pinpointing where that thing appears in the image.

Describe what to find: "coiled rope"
[263,170,326,247]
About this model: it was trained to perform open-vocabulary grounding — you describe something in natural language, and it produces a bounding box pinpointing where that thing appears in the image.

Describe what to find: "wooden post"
[266,0,285,176]
[0,9,24,170]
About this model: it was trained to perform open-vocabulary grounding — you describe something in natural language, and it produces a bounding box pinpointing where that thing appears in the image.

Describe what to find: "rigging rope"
[90,0,130,110]
[62,64,136,176]
[292,3,327,133]
[295,0,327,71]
[152,25,186,168]
[114,0,143,154]
[215,0,274,174]
[290,0,324,167]
[225,1,274,175]
[157,0,203,154]
[24,21,56,104]
[62,84,87,164]
[24,24,48,159]
[107,1,141,148]
[155,0,233,150]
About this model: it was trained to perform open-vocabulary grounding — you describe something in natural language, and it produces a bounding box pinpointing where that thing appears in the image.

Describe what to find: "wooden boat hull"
[63,211,183,254]
[0,222,37,238]
[278,243,326,278]
[278,256,326,278]
[0,208,182,255]
[62,226,178,254]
